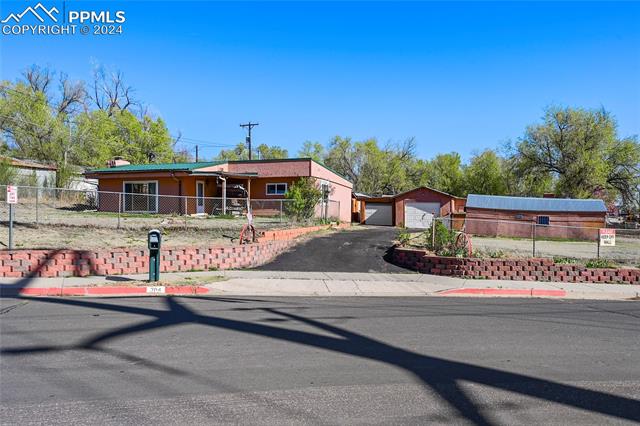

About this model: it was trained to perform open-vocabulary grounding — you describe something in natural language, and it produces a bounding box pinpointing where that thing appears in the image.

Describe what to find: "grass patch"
[585,258,617,269]
[553,256,581,264]
[472,248,506,259]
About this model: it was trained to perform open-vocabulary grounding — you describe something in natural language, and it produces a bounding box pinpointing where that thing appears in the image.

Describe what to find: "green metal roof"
[89,161,225,173]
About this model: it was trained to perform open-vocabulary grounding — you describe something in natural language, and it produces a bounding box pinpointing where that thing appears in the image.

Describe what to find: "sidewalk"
[2,270,639,300]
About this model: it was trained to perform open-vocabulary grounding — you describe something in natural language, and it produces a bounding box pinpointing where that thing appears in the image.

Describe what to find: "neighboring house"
[465,194,607,240]
[353,187,466,229]
[3,157,57,186]
[85,158,353,222]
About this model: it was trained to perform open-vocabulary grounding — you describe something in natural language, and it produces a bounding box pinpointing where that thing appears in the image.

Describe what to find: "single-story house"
[85,158,353,223]
[3,157,57,187]
[352,187,466,229]
[465,194,607,240]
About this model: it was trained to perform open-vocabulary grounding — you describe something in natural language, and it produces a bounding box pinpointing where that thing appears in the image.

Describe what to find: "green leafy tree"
[284,177,323,222]
[501,153,554,197]
[324,136,416,195]
[512,106,639,208]
[463,150,508,195]
[74,109,175,167]
[298,141,326,161]
[0,158,17,185]
[215,143,288,161]
[255,143,288,160]
[427,152,465,196]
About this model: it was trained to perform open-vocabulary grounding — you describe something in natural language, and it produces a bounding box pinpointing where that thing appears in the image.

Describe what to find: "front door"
[196,181,205,214]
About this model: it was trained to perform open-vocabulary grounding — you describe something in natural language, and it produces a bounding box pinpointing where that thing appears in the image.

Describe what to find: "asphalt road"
[1,296,639,425]
[257,226,410,273]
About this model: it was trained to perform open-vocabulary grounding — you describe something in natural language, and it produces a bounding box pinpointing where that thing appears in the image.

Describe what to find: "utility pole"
[195,145,199,162]
[240,122,259,160]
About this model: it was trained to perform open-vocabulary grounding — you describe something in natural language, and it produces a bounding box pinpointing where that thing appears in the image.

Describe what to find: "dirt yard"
[0,202,300,250]
[472,236,640,265]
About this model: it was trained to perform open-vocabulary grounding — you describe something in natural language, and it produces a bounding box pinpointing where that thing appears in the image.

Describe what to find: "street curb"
[3,285,209,297]
[437,288,567,297]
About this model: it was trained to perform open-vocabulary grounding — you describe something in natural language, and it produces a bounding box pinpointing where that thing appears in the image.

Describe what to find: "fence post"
[118,192,122,229]
[431,217,436,248]
[532,222,536,257]
[35,188,39,226]
[8,203,14,251]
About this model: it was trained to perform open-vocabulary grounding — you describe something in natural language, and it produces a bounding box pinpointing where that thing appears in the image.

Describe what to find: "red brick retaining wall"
[0,224,347,278]
[392,247,640,284]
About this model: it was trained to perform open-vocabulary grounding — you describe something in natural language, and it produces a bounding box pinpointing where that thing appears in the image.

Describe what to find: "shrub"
[585,258,617,269]
[424,221,455,252]
[473,248,506,259]
[284,177,323,222]
[424,221,470,257]
[397,228,411,246]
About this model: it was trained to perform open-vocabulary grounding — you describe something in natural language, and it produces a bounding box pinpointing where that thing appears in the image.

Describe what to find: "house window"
[320,181,330,201]
[537,215,550,226]
[266,183,287,195]
[123,181,158,212]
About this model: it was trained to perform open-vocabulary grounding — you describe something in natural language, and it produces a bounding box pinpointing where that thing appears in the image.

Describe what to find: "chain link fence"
[0,185,341,250]
[433,216,640,266]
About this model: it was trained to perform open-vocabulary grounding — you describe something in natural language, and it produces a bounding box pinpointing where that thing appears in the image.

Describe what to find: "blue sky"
[1,1,639,161]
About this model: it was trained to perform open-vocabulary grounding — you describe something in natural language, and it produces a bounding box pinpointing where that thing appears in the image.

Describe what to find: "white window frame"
[320,180,330,201]
[266,182,288,196]
[196,180,206,213]
[122,180,159,213]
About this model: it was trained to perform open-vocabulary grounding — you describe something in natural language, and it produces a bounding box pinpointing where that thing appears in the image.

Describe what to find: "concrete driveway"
[256,226,411,273]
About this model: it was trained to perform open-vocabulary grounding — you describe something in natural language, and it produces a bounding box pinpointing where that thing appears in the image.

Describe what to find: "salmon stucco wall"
[310,161,353,223]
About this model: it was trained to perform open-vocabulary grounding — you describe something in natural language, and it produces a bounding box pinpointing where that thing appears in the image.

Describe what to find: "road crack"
[0,301,29,315]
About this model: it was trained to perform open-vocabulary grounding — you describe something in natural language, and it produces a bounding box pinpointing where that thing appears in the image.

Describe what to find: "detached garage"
[354,187,466,228]
[364,201,394,226]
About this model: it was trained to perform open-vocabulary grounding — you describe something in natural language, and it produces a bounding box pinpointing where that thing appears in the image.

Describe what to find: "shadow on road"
[2,294,640,424]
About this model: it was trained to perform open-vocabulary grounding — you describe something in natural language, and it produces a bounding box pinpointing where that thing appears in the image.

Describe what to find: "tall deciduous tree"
[513,106,639,208]
[463,150,508,195]
[1,65,178,186]
[255,143,288,160]
[298,141,326,162]
[215,142,288,161]
[427,152,465,196]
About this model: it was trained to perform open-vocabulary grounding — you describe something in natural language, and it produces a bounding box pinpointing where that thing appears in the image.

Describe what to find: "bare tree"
[91,67,136,115]
[57,73,86,115]
[23,65,53,95]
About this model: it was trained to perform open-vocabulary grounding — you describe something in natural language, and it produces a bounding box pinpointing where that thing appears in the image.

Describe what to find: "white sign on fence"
[599,228,616,247]
[6,185,17,204]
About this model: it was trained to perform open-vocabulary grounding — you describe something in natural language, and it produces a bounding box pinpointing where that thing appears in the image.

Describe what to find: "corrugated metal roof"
[466,194,607,213]
[89,161,225,173]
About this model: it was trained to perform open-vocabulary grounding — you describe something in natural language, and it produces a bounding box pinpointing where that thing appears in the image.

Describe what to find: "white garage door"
[404,202,440,229]
[365,203,393,226]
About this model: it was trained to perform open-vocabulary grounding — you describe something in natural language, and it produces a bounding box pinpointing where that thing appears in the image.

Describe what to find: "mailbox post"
[148,229,162,282]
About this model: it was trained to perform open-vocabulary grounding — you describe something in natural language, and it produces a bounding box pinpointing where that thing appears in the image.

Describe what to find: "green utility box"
[148,229,162,282]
